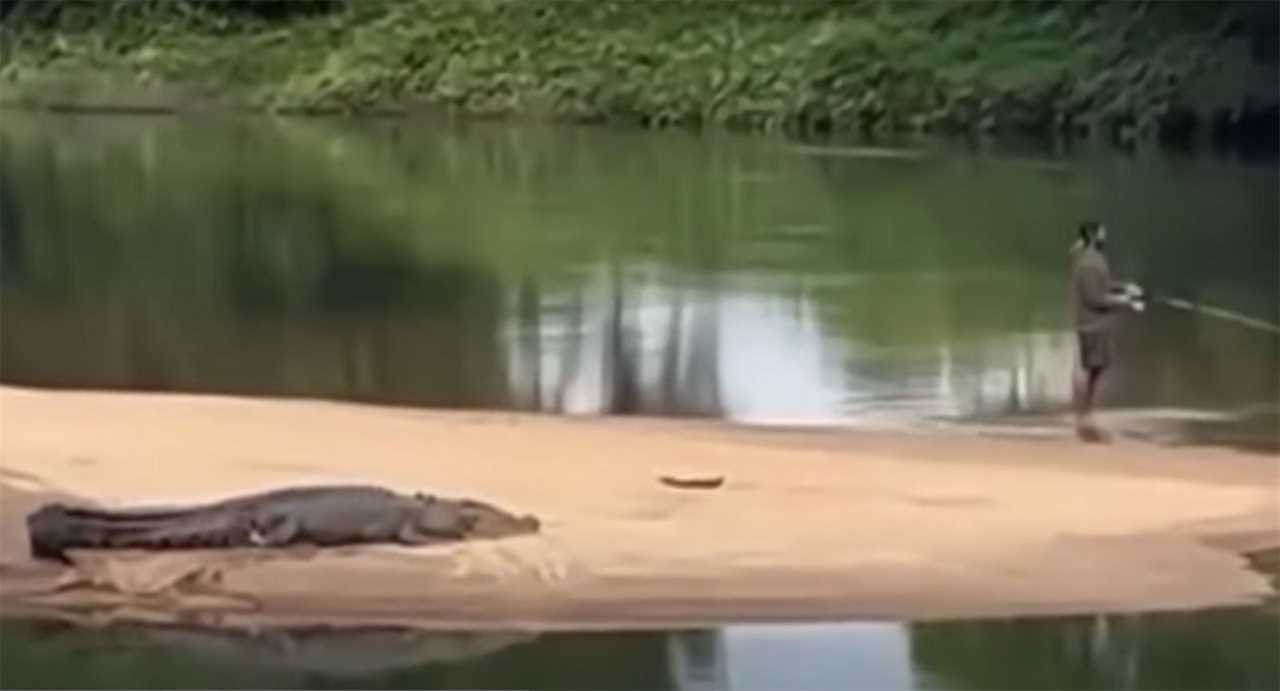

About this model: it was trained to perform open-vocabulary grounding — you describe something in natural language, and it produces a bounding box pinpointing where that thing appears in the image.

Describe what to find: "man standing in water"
[1070,221,1145,441]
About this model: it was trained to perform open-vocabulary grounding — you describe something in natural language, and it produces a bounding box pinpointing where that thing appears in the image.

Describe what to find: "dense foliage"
[1,0,1274,138]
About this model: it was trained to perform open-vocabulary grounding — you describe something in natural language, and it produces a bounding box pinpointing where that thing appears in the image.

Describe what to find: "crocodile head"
[410,493,540,540]
[456,499,540,539]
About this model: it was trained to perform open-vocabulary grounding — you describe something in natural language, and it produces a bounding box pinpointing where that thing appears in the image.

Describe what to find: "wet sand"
[0,385,1276,630]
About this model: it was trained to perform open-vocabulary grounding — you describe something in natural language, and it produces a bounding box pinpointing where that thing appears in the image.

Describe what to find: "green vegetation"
[2,0,1274,139]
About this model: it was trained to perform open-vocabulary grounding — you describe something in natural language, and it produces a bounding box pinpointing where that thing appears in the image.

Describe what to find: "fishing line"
[1148,293,1280,336]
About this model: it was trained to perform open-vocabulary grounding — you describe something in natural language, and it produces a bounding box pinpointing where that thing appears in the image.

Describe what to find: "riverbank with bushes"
[2,0,1276,147]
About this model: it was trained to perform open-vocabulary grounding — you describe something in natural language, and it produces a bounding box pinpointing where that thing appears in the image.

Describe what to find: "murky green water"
[1,114,1277,449]
[1,606,1277,690]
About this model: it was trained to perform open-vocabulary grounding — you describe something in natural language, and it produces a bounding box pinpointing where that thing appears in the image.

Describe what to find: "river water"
[0,114,1276,689]
[2,605,1277,690]
[1,114,1276,448]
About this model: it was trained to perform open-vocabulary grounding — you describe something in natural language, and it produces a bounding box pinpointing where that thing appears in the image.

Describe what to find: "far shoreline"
[4,72,1277,162]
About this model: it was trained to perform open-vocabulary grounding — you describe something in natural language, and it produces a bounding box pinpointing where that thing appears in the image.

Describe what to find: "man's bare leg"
[1072,367,1085,422]
[1077,367,1107,442]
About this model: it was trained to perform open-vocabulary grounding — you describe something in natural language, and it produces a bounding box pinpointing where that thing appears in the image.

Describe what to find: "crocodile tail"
[26,503,194,558]
[58,505,196,522]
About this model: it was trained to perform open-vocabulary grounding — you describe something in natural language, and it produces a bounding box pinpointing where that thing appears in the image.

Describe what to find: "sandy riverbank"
[0,385,1276,631]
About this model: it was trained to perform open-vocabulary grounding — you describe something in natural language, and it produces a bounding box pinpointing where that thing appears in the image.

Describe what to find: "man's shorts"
[1078,330,1113,371]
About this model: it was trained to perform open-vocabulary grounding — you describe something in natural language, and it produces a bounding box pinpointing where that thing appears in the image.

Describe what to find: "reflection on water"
[667,630,730,690]
[0,114,1276,449]
[912,605,1280,691]
[1,607,1275,690]
[718,622,913,690]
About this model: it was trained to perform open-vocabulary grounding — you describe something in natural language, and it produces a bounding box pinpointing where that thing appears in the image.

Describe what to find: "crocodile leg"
[253,516,300,548]
[395,523,445,546]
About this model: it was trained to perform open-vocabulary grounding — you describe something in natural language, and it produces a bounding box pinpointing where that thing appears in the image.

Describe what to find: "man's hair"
[1077,220,1104,247]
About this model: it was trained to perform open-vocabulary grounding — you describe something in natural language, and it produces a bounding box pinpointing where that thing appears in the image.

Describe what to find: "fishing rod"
[1128,284,1280,336]
[1155,295,1280,335]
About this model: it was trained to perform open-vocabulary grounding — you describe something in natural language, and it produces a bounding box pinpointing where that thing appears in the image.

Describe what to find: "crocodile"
[26,484,540,562]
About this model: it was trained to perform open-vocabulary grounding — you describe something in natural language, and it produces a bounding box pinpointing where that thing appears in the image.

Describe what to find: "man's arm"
[1079,262,1133,311]
[1099,255,1144,298]
[1108,277,1143,297]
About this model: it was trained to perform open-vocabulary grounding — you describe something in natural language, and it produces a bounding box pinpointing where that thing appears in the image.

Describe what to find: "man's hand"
[1107,283,1145,311]
[1112,285,1146,312]
[1126,283,1146,312]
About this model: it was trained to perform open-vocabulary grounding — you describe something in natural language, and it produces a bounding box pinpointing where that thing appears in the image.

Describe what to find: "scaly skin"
[27,485,540,562]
